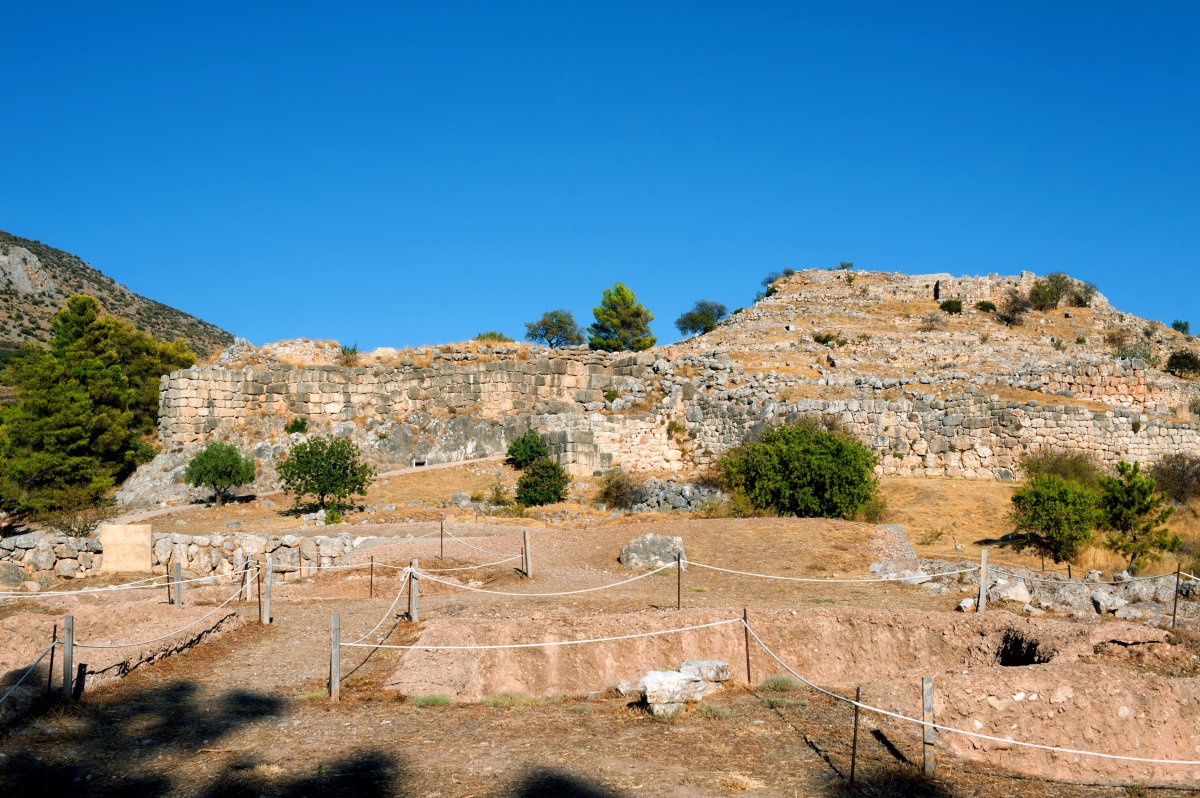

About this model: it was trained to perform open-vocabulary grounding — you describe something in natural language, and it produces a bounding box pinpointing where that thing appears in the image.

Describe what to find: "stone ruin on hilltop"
[117,270,1200,507]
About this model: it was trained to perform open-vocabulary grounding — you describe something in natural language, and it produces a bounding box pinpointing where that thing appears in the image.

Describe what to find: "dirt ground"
[4,505,1200,796]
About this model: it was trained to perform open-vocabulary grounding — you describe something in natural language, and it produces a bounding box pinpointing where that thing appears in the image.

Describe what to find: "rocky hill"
[0,230,234,359]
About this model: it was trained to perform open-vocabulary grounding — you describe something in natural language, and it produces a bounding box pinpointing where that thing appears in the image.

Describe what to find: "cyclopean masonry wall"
[115,340,1200,511]
[0,529,367,583]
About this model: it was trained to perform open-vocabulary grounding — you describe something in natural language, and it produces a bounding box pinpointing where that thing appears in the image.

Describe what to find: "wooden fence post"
[676,553,682,610]
[330,613,341,703]
[46,623,57,696]
[241,561,252,602]
[262,553,274,624]
[408,559,420,622]
[742,608,752,685]
[522,531,532,578]
[172,561,183,607]
[976,547,988,613]
[850,686,862,785]
[922,676,936,777]
[440,520,445,560]
[370,557,375,600]
[61,615,74,699]
[1172,565,1182,628]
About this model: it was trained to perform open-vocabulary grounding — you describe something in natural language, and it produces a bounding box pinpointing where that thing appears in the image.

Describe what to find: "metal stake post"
[330,613,341,703]
[977,547,988,613]
[61,615,74,699]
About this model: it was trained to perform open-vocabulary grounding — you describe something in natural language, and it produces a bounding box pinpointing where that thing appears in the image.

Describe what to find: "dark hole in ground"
[997,629,1052,666]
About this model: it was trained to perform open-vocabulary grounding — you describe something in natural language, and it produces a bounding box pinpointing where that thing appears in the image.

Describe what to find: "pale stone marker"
[98,524,153,573]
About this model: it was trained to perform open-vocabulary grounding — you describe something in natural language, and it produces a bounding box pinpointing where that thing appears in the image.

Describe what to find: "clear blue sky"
[2,1,1197,349]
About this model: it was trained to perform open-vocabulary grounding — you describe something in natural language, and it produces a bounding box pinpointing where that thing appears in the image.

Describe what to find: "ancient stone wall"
[0,529,366,584]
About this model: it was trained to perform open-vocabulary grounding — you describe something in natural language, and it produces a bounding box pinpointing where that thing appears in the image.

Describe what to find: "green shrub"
[597,469,647,509]
[1190,397,1200,418]
[474,330,514,342]
[1116,340,1160,368]
[338,343,359,367]
[1166,350,1200,377]
[760,675,800,692]
[717,423,878,519]
[1008,474,1098,564]
[1019,449,1104,488]
[488,481,512,506]
[938,299,962,314]
[812,331,846,347]
[1149,453,1200,503]
[974,301,997,313]
[1172,320,1191,335]
[506,430,550,469]
[604,388,620,403]
[1068,280,1098,307]
[996,289,1032,326]
[410,695,451,707]
[515,458,569,507]
[284,417,308,434]
[277,436,375,511]
[183,442,257,507]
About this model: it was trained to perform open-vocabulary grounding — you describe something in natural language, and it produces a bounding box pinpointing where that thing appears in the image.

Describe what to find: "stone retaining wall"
[0,529,367,585]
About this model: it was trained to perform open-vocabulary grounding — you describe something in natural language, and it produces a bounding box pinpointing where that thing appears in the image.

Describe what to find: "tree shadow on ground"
[504,768,625,797]
[0,680,627,798]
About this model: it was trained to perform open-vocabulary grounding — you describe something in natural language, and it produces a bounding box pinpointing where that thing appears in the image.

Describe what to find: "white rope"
[444,526,513,557]
[687,560,979,583]
[0,572,170,599]
[743,621,1200,767]
[419,563,674,597]
[424,555,522,572]
[347,569,412,645]
[0,643,56,707]
[342,617,741,651]
[74,573,252,650]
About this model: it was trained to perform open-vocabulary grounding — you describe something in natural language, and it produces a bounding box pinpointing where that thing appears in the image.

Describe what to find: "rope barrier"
[687,560,980,583]
[741,621,1200,767]
[347,569,412,645]
[423,555,522,572]
[342,617,741,651]
[74,573,253,650]
[419,563,674,597]
[444,527,513,557]
[0,572,171,600]
[0,642,56,707]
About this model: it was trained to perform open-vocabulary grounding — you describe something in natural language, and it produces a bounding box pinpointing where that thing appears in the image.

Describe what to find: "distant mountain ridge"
[0,230,234,359]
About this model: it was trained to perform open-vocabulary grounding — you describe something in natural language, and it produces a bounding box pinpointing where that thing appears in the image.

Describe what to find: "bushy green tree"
[184,442,256,506]
[515,457,569,506]
[1172,320,1191,335]
[588,283,655,352]
[1028,272,1073,311]
[506,430,549,469]
[524,309,584,348]
[0,295,194,513]
[277,436,375,511]
[1098,460,1180,572]
[1008,474,1098,564]
[674,301,728,336]
[717,422,878,519]
[1165,349,1200,377]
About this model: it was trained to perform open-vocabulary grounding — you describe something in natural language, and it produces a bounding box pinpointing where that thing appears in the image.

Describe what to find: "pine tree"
[588,283,655,352]
[1099,460,1180,572]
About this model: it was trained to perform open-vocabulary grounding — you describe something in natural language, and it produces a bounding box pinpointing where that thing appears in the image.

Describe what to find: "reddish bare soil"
[2,515,1199,796]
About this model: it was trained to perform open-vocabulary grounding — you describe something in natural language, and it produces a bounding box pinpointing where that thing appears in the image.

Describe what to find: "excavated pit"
[386,607,1197,786]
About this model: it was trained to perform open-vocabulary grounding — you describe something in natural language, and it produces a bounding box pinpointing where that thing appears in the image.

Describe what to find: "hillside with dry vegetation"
[0,230,233,360]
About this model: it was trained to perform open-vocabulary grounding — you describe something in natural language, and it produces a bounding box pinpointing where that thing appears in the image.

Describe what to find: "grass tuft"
[409,694,451,707]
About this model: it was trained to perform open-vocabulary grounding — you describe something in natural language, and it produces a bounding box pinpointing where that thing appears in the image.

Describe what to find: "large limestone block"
[98,524,154,573]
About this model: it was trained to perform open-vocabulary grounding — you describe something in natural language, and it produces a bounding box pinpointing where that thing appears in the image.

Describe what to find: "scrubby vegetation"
[1166,349,1200,377]
[674,300,728,336]
[716,421,878,519]
[1019,449,1105,488]
[1149,453,1200,503]
[284,417,308,434]
[474,330,514,343]
[974,301,996,313]
[506,430,550,469]
[938,299,962,314]
[515,458,569,506]
[597,468,647,509]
